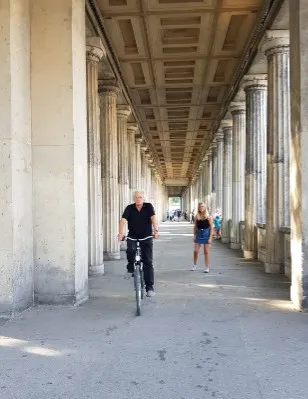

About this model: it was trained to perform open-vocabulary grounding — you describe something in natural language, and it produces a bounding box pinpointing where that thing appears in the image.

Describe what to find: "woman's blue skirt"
[194,227,210,244]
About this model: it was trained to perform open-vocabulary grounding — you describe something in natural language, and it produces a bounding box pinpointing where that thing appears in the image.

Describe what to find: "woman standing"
[191,203,213,272]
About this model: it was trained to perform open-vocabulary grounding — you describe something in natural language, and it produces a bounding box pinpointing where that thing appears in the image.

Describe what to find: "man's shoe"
[146,289,155,297]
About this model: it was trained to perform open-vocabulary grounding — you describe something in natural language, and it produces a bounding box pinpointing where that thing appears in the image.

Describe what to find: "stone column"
[117,105,131,218]
[0,0,33,316]
[135,136,142,189]
[86,38,105,275]
[189,184,193,213]
[262,30,291,274]
[206,152,213,211]
[31,0,88,305]
[140,146,147,191]
[242,74,268,259]
[99,80,120,260]
[127,123,138,202]
[216,130,224,212]
[211,141,217,213]
[221,120,233,244]
[202,158,208,205]
[198,168,203,202]
[230,102,246,249]
[289,1,308,310]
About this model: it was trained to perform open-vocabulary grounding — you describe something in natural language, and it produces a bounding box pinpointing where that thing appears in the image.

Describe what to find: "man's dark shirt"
[122,202,155,239]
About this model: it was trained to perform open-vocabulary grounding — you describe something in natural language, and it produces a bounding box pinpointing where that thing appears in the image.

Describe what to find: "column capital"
[262,30,290,57]
[220,119,233,130]
[86,37,106,63]
[242,74,268,92]
[116,105,131,118]
[98,79,120,95]
[229,101,246,115]
[215,128,224,142]
[127,123,138,135]
[135,136,143,145]
[210,139,217,151]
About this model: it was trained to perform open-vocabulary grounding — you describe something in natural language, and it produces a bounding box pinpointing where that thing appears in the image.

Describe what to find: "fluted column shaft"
[206,153,213,211]
[221,122,233,243]
[99,81,120,260]
[127,124,138,202]
[86,39,105,274]
[117,105,131,222]
[135,137,142,189]
[263,31,291,273]
[211,142,217,213]
[243,75,268,259]
[289,5,308,310]
[140,151,146,191]
[230,102,246,249]
[203,159,209,204]
[216,131,224,212]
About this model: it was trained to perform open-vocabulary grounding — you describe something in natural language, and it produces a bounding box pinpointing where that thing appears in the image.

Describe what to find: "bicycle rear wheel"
[134,265,142,316]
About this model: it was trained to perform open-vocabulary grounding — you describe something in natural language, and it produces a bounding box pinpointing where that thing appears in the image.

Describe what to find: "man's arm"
[151,215,159,239]
[117,218,127,241]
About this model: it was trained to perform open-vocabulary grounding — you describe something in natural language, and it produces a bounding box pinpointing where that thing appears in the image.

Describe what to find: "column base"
[264,262,280,274]
[89,264,105,275]
[221,237,230,244]
[290,284,308,311]
[230,242,241,250]
[35,286,89,306]
[120,242,127,252]
[243,250,256,260]
[104,251,121,261]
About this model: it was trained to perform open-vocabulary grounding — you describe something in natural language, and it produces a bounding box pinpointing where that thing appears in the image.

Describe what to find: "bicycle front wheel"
[134,265,142,316]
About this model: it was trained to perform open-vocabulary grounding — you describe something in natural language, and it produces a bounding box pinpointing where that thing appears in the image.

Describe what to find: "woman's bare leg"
[194,244,201,264]
[204,244,210,268]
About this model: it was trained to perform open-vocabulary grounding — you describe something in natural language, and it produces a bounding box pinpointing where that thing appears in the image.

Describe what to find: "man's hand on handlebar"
[117,233,125,242]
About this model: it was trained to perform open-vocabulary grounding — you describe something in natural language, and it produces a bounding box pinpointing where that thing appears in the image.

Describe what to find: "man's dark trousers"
[126,238,154,290]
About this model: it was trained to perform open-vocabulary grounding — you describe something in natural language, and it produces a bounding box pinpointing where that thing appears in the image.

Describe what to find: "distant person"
[177,209,181,222]
[190,210,195,224]
[191,203,213,273]
[213,212,221,239]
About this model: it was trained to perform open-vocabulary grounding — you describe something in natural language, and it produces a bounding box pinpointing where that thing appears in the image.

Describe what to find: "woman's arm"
[193,218,197,238]
[208,217,213,242]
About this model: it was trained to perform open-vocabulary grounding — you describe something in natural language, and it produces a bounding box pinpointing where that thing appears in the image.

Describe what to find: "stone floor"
[1,221,308,399]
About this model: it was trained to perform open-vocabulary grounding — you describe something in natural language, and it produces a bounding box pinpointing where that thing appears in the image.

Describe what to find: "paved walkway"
[1,222,308,399]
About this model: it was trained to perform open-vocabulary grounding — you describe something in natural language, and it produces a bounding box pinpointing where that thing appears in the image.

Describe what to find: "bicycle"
[126,235,153,316]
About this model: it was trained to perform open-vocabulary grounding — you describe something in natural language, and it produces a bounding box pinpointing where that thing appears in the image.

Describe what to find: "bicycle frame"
[126,236,152,316]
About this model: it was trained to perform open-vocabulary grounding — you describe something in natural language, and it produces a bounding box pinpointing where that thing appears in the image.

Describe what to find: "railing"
[256,223,266,263]
[280,227,291,279]
[239,221,245,251]
[225,222,291,279]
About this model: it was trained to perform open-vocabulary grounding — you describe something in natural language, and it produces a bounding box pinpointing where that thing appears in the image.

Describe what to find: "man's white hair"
[133,190,145,198]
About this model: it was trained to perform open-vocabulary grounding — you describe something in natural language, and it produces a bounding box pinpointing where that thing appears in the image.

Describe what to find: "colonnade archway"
[0,0,307,318]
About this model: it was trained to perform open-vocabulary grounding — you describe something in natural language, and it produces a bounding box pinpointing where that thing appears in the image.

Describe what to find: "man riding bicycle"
[117,191,159,297]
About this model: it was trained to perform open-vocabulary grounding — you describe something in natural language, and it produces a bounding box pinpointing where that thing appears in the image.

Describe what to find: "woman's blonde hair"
[196,202,209,220]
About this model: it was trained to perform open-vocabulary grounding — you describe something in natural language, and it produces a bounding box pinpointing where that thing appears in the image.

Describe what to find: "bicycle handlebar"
[126,236,153,241]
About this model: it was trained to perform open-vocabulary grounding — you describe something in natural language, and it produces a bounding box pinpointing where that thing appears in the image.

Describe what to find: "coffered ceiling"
[95,0,265,184]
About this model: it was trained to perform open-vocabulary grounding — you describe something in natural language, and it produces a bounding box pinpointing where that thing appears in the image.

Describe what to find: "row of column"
[189,30,290,258]
[189,26,308,307]
[0,0,166,318]
[86,38,167,267]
